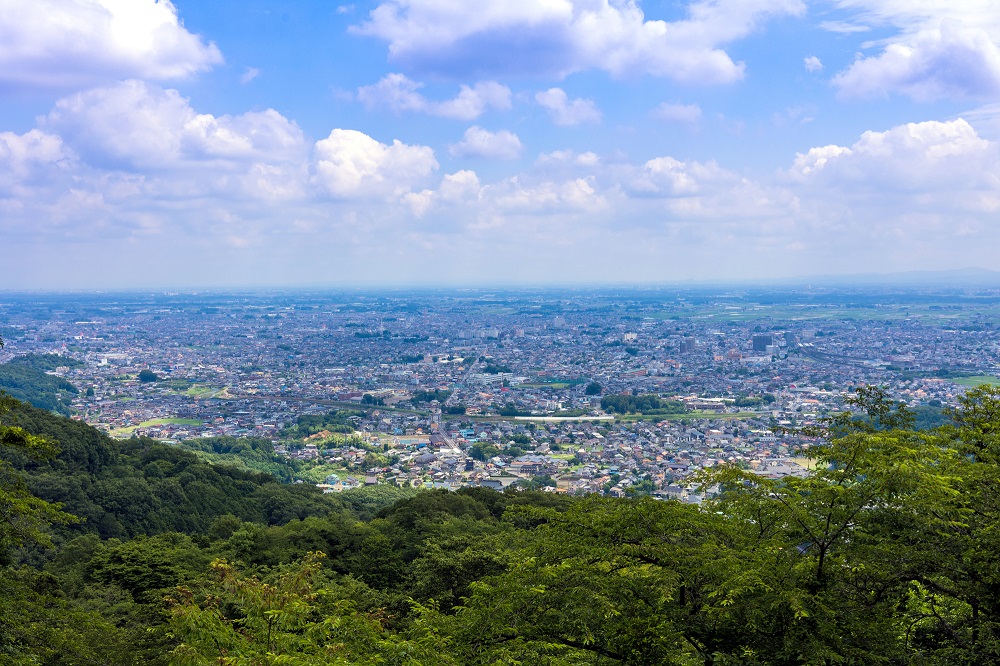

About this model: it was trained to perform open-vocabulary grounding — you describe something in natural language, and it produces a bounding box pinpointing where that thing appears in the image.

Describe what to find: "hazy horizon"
[6,267,1000,296]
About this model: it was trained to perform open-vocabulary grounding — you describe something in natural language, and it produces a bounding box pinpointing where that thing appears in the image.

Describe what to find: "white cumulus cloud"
[804,55,823,72]
[623,156,762,203]
[536,150,601,167]
[357,74,511,120]
[536,88,602,126]
[834,26,1000,100]
[789,119,995,190]
[438,170,482,202]
[0,130,70,175]
[0,130,73,196]
[42,80,307,170]
[402,169,482,216]
[449,126,523,159]
[0,0,222,90]
[314,129,438,198]
[353,0,804,83]
[829,1,1000,100]
[778,117,1000,266]
[491,176,606,214]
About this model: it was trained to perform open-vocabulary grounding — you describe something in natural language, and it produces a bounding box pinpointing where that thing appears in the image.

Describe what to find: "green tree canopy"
[138,369,159,383]
[0,395,78,559]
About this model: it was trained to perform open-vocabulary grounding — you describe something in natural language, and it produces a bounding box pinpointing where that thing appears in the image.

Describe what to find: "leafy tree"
[169,553,457,665]
[138,369,159,383]
[339,485,420,521]
[282,410,361,439]
[0,395,78,560]
[469,442,500,462]
[600,394,685,415]
[449,497,776,664]
[497,402,527,417]
[0,565,145,666]
[7,354,84,372]
[169,553,382,665]
[947,384,1000,462]
[406,536,508,613]
[698,385,1000,662]
[584,381,602,396]
[825,384,914,435]
[88,532,210,603]
[411,389,451,404]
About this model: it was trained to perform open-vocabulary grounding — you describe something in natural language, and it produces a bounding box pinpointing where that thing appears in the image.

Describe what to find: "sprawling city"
[3,285,997,501]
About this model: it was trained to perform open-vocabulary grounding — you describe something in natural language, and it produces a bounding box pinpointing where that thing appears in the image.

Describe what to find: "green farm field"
[949,375,1000,387]
[109,417,202,438]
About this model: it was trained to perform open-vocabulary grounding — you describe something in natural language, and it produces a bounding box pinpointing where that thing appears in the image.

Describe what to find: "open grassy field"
[792,457,819,470]
[548,453,578,461]
[164,379,194,390]
[184,385,223,398]
[141,417,202,426]
[110,417,202,438]
[295,464,351,484]
[949,375,1000,387]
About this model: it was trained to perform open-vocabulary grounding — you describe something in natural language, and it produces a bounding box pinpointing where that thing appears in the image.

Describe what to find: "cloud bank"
[5,78,1000,285]
[0,0,222,90]
[353,0,805,83]
[830,1,1000,100]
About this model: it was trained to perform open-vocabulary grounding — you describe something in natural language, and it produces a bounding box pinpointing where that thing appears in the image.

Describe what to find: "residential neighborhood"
[1,287,996,498]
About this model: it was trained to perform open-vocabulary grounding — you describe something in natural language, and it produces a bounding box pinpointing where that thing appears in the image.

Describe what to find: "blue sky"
[2,0,1000,288]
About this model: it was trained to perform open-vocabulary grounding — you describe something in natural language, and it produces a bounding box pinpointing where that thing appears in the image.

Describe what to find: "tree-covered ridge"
[1,400,349,540]
[0,354,82,415]
[6,354,85,372]
[6,388,1000,663]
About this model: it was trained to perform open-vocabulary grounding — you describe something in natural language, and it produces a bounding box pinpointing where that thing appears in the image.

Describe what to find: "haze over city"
[3,0,1000,289]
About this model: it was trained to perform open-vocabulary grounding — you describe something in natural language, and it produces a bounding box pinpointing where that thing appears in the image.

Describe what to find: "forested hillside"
[3,400,352,540]
[0,354,82,415]
[4,387,1000,664]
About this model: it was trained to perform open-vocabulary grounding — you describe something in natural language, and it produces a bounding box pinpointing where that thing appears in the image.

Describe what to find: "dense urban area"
[2,286,998,500]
